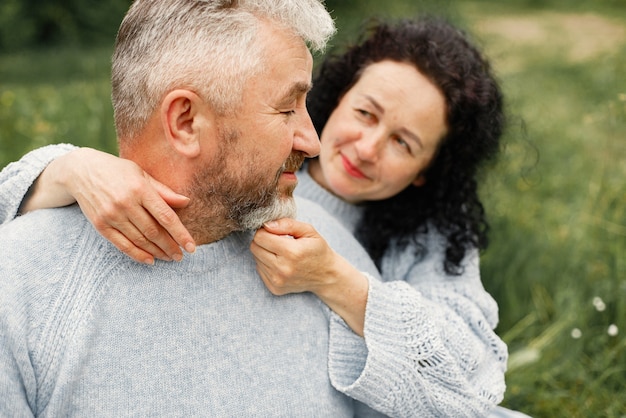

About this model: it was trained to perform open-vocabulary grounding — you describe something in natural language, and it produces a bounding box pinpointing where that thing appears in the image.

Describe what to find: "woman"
[1,17,523,417]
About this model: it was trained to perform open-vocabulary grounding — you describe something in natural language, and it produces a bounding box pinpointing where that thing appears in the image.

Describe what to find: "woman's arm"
[19,149,87,213]
[0,143,77,225]
[251,221,508,417]
[1,145,196,264]
[251,218,369,335]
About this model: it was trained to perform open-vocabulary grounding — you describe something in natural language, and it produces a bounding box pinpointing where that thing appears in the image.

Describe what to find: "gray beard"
[185,159,292,237]
[180,127,301,242]
[220,161,298,231]
[236,195,297,231]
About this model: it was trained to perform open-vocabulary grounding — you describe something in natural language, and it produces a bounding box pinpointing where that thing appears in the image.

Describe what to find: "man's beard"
[231,151,304,231]
[183,129,305,238]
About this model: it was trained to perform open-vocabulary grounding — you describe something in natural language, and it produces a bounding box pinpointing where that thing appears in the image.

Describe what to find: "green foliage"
[1,1,625,417]
[0,47,117,165]
[467,3,626,415]
[325,0,462,43]
[0,0,132,51]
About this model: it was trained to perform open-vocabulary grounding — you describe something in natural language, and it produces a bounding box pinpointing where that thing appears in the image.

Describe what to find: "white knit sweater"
[0,145,508,417]
[295,166,509,416]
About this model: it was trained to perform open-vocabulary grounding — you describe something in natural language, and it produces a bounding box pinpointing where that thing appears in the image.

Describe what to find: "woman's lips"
[341,154,367,179]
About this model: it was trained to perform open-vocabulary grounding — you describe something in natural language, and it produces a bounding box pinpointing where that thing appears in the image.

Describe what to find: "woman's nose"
[354,131,384,162]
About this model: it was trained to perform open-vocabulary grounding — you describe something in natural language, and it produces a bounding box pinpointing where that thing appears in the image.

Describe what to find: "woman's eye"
[357,109,372,119]
[394,136,411,152]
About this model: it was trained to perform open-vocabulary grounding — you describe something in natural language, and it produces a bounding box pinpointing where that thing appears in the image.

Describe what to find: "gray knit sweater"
[0,145,508,417]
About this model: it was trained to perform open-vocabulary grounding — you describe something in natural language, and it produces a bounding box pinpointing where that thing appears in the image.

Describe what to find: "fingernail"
[185,242,196,253]
[264,221,278,229]
[172,253,183,262]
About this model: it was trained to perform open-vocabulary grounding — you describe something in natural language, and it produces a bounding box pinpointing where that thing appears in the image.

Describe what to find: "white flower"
[607,324,619,337]
[571,328,582,339]
[593,296,606,312]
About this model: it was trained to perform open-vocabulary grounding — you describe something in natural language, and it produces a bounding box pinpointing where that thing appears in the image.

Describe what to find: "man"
[0,0,382,415]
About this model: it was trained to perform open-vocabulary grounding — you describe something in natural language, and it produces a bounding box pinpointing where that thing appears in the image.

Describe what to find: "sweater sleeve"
[328,234,508,418]
[0,143,77,225]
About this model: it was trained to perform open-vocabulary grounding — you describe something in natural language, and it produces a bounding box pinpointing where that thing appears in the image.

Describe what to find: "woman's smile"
[340,153,368,180]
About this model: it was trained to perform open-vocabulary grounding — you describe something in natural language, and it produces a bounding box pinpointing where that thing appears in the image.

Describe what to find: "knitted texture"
[1,145,509,417]
[0,199,380,416]
[298,167,508,417]
[0,143,77,225]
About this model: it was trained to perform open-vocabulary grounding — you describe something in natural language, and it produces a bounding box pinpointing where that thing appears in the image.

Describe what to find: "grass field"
[1,1,625,417]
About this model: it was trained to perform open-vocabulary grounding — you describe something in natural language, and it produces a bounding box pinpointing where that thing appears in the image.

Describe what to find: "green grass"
[0,47,118,164]
[1,2,625,417]
[467,3,626,416]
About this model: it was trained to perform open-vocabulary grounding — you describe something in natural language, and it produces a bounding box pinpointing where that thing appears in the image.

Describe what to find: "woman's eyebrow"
[364,94,385,114]
[399,127,423,149]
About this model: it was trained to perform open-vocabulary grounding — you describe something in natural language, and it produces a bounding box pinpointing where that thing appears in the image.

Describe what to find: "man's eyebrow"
[278,82,312,105]
[364,95,423,148]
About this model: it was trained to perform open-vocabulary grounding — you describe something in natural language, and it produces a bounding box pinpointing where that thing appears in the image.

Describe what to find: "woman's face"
[310,60,448,203]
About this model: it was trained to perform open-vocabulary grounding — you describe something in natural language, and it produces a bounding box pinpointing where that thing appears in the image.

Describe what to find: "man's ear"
[412,174,426,187]
[160,89,205,158]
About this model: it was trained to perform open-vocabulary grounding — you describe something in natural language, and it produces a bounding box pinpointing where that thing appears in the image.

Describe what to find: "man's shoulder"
[0,205,87,242]
[0,205,120,328]
[0,205,96,271]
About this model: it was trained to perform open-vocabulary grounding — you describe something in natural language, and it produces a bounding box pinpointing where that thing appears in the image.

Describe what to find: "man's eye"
[281,110,296,116]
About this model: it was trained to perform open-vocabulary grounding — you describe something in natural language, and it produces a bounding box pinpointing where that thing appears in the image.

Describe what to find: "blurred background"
[1,0,624,416]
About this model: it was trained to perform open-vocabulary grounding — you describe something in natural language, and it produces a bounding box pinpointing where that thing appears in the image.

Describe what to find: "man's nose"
[293,109,320,158]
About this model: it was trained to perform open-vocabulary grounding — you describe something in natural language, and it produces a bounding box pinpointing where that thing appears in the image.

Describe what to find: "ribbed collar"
[154,230,254,273]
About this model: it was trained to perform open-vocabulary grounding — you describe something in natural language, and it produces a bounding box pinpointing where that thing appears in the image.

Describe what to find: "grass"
[0,47,117,164]
[466,2,626,416]
[1,2,625,417]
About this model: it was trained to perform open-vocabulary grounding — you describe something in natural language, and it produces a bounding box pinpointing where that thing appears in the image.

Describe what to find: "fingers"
[72,156,194,263]
[100,227,160,265]
[91,203,176,261]
[250,241,295,296]
[118,207,182,261]
[82,189,186,263]
[151,178,190,209]
[147,176,196,254]
[109,179,193,261]
[252,227,295,258]
[262,218,316,238]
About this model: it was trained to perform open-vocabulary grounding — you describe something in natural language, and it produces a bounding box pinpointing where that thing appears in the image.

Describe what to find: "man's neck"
[176,204,238,246]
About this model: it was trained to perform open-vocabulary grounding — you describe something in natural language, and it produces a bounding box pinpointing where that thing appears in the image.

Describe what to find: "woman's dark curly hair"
[307,16,505,275]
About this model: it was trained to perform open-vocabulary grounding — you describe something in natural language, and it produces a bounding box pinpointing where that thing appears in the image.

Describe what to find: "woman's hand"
[22,148,196,264]
[251,218,369,336]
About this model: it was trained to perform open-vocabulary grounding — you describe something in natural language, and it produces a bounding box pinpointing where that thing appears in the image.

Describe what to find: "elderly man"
[0,0,384,415]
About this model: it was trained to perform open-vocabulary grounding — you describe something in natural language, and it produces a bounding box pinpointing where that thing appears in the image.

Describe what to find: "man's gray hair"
[111,0,335,140]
